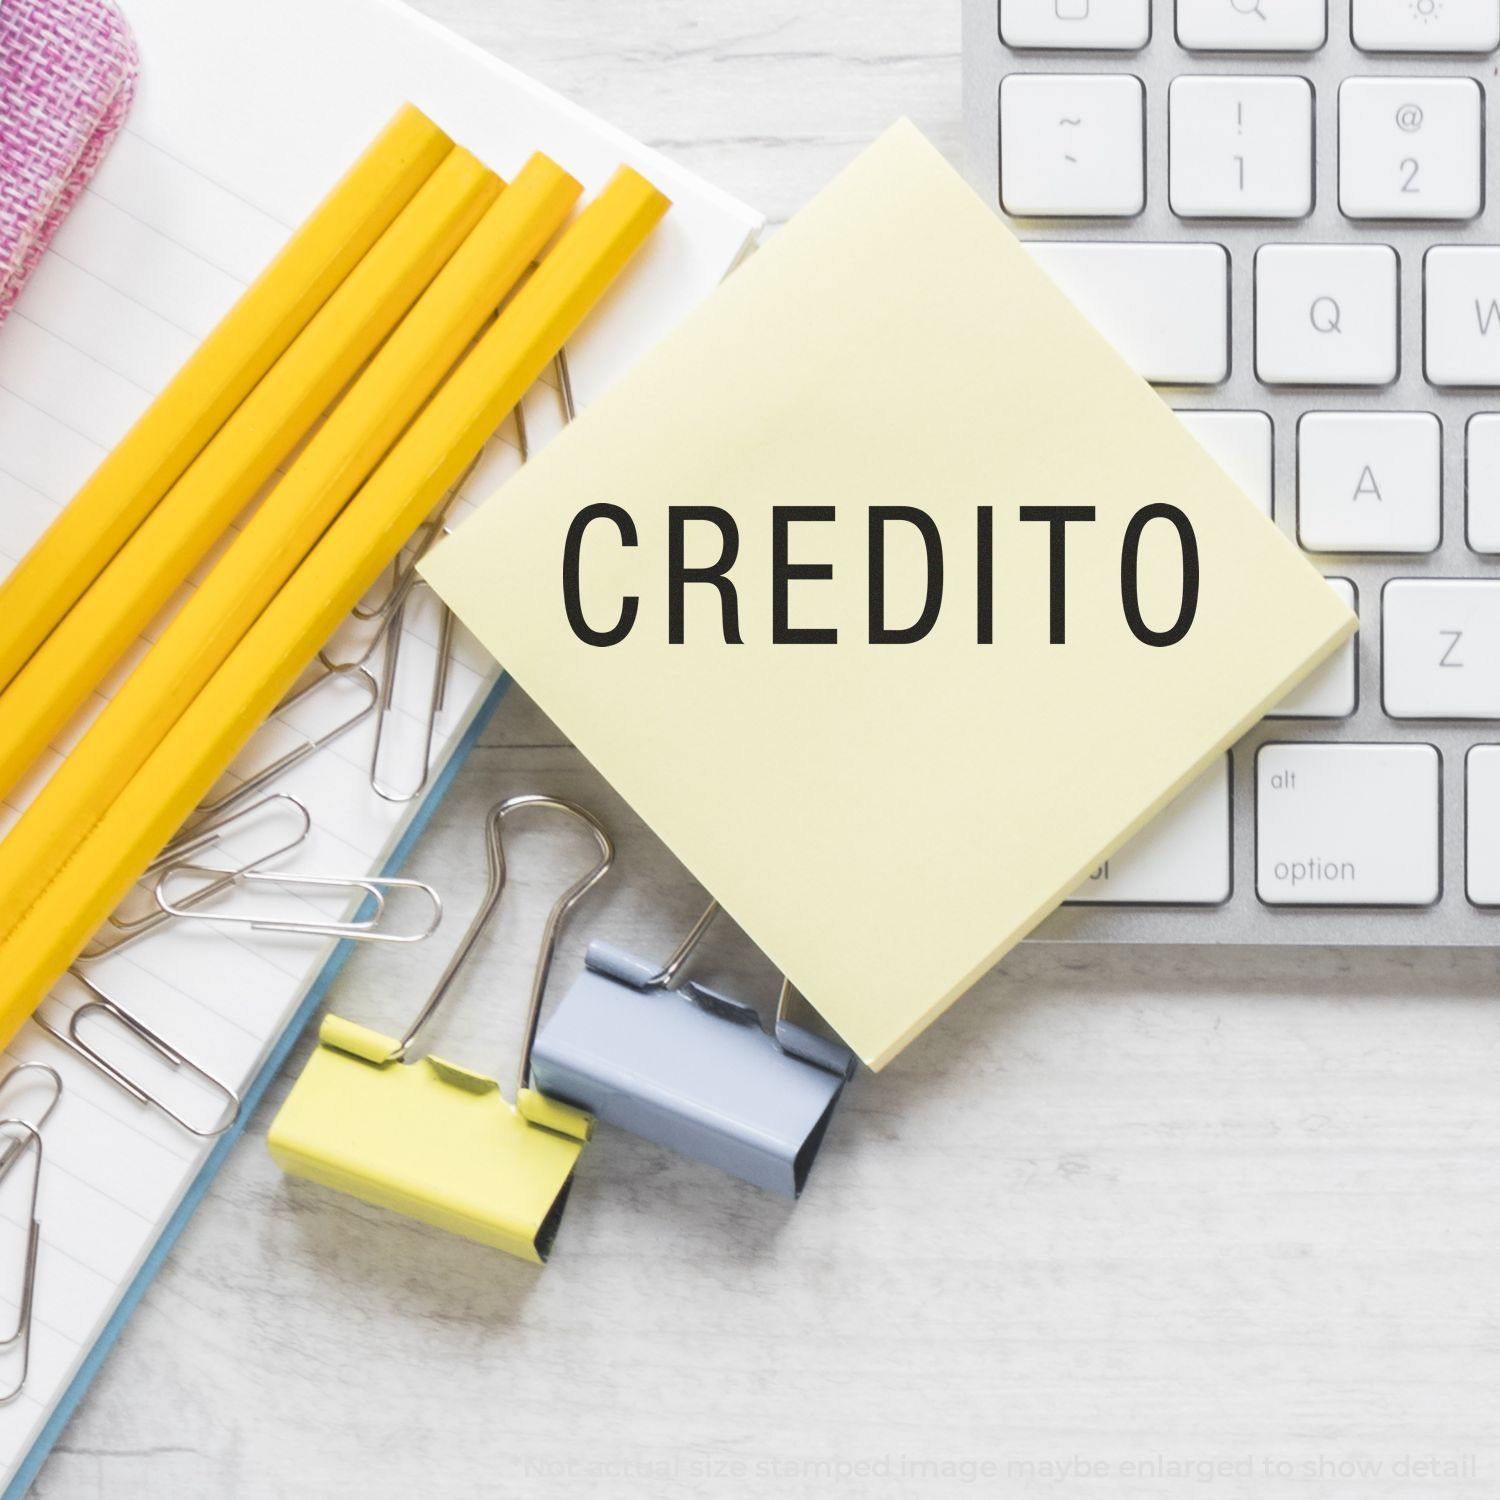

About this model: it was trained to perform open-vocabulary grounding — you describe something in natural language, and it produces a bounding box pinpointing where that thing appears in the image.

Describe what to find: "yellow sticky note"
[421,121,1354,1070]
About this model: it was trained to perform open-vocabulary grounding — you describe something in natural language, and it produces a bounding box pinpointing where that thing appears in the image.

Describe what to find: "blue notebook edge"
[6,675,511,1499]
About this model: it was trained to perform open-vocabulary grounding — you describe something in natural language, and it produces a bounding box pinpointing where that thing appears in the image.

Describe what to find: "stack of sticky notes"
[423,120,1355,1069]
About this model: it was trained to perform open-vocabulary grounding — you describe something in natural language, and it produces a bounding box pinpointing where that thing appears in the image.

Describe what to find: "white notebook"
[0,0,760,1487]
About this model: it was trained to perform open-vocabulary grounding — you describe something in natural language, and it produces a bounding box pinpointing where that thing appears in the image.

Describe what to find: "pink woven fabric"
[0,0,138,321]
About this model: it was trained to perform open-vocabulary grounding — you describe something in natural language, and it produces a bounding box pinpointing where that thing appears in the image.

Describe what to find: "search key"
[1255,244,1399,386]
[1177,0,1327,51]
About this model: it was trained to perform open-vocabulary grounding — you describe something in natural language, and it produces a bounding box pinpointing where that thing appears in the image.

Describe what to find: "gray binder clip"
[531,900,856,1198]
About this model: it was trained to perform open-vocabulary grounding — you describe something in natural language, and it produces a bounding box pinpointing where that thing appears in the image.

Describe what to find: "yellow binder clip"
[267,794,614,1263]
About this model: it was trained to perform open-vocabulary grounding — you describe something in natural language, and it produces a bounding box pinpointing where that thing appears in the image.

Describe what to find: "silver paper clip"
[512,347,576,459]
[193,662,377,824]
[81,655,373,959]
[321,453,478,675]
[0,1059,59,1400]
[0,1120,42,1405]
[153,862,442,945]
[38,973,240,1138]
[555,347,577,423]
[368,578,454,805]
[79,794,313,961]
[324,454,478,801]
[531,899,856,1198]
[0,1063,61,1176]
[362,350,574,804]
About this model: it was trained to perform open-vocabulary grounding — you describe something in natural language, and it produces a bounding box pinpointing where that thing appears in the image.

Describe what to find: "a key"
[1353,0,1500,53]
[1068,757,1230,905]
[1169,76,1313,220]
[1426,247,1500,387]
[1257,742,1440,906]
[1465,747,1500,904]
[1383,579,1500,718]
[1175,409,1272,516]
[1339,78,1482,222]
[1297,411,1440,552]
[1268,578,1357,717]
[1001,75,1145,217]
[1467,415,1500,552]
[1255,244,1398,386]
[1177,0,1327,52]
[1028,242,1229,384]
[1001,0,1151,49]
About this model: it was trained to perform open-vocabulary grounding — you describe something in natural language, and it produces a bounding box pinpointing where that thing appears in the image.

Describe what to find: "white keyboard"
[963,0,1500,943]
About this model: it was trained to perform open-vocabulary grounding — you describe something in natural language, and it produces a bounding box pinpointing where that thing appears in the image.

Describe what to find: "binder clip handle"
[641,899,722,990]
[384,795,614,1109]
[773,978,857,1080]
[614,899,856,1079]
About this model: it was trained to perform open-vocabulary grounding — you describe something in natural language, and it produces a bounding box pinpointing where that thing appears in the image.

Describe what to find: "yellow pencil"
[0,104,451,697]
[0,153,583,943]
[0,166,670,1042]
[0,145,500,803]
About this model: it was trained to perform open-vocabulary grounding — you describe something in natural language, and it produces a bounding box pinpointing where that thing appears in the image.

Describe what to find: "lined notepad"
[0,0,759,1486]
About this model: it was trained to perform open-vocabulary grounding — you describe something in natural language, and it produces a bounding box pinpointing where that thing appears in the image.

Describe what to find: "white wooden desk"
[34,4,1500,1496]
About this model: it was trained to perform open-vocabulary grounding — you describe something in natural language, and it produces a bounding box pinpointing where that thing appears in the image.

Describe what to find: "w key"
[1427,248,1500,386]
[1383,579,1500,718]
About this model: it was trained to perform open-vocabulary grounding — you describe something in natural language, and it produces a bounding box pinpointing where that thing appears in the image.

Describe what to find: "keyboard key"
[1297,411,1441,552]
[1426,247,1500,387]
[1070,757,1230,905]
[1338,78,1483,221]
[1383,579,1500,718]
[1177,0,1327,52]
[1257,743,1440,906]
[1467,415,1500,553]
[1353,0,1500,53]
[1255,244,1398,386]
[1169,75,1314,219]
[1269,578,1357,717]
[1175,409,1272,515]
[1029,242,1229,384]
[1465,747,1500,904]
[1001,0,1151,49]
[1001,75,1145,217]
